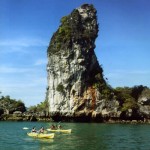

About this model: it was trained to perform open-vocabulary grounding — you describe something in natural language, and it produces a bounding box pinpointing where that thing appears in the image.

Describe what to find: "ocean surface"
[0,121,150,150]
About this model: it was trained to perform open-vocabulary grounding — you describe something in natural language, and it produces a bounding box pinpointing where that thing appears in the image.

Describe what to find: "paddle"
[23,127,29,130]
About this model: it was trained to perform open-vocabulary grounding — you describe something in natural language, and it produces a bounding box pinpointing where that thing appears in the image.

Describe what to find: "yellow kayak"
[27,132,55,139]
[47,129,72,133]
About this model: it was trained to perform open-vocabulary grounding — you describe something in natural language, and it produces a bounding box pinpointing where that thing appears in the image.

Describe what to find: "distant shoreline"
[0,114,150,124]
[0,114,52,122]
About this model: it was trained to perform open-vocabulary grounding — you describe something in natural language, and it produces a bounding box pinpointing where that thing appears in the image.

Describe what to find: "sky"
[0,0,150,107]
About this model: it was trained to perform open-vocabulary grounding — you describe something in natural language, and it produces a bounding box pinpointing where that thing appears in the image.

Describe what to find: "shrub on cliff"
[121,98,138,112]
[56,83,64,93]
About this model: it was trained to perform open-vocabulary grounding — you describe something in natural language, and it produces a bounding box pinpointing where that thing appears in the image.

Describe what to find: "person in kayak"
[39,127,44,133]
[31,127,37,133]
[50,124,56,130]
[57,124,62,129]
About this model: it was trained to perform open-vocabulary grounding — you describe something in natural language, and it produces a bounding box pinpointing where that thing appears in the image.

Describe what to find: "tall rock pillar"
[46,4,115,121]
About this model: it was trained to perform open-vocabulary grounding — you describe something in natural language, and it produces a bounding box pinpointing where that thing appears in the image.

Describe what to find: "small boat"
[47,129,72,133]
[27,132,55,139]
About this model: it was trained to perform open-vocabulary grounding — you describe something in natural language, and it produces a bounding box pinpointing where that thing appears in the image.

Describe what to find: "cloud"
[107,69,150,77]
[0,38,47,47]
[0,77,46,88]
[0,65,33,74]
[0,82,46,107]
[0,69,47,107]
[105,69,150,88]
[0,35,48,106]
[0,37,48,54]
[34,59,47,66]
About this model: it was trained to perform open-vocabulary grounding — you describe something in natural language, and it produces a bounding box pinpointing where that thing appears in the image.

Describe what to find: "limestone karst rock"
[46,4,118,121]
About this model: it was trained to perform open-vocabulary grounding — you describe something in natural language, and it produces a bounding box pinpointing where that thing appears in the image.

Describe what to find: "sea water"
[0,121,150,150]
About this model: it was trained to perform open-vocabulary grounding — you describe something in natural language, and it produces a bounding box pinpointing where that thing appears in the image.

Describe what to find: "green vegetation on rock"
[28,99,49,114]
[114,85,149,112]
[47,6,98,55]
[0,95,26,114]
[56,83,64,93]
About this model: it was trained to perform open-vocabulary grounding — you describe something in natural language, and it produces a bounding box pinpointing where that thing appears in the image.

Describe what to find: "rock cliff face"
[46,4,119,121]
[138,88,150,118]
